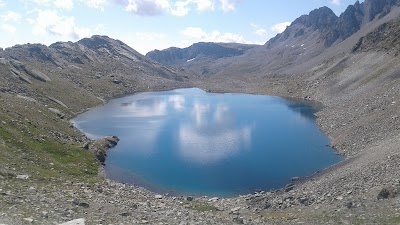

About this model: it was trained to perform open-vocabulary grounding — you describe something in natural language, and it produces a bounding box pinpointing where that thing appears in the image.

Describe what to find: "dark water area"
[72,88,342,197]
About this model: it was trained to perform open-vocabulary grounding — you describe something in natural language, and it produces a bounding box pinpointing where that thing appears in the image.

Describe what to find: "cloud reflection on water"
[168,95,185,112]
[115,95,253,163]
[179,102,252,164]
[119,98,167,117]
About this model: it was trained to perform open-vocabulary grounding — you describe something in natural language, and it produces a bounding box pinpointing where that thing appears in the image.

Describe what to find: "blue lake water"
[72,88,342,197]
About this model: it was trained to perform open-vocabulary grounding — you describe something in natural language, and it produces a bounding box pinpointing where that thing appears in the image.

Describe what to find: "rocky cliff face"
[352,16,400,55]
[268,0,400,49]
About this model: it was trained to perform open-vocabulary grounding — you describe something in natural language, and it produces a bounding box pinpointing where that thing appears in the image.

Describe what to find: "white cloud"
[330,0,341,5]
[181,26,246,43]
[30,10,91,41]
[219,0,241,12]
[255,28,267,36]
[0,0,6,8]
[171,0,191,16]
[171,0,214,16]
[116,31,171,54]
[125,0,170,16]
[271,22,291,33]
[1,24,17,34]
[33,0,51,4]
[250,23,267,36]
[194,0,214,11]
[1,11,22,23]
[54,0,74,10]
[83,0,107,10]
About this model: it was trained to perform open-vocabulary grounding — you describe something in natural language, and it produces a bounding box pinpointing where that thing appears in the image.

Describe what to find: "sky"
[0,0,360,55]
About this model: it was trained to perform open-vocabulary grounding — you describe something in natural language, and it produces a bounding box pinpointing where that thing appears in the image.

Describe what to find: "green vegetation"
[0,123,98,182]
[189,201,219,212]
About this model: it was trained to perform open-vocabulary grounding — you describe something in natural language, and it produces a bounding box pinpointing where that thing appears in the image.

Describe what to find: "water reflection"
[118,95,253,163]
[168,95,185,112]
[192,102,210,127]
[179,102,252,164]
[120,98,167,117]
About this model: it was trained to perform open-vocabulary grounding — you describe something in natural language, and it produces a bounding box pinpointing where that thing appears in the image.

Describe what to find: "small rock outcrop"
[91,136,120,163]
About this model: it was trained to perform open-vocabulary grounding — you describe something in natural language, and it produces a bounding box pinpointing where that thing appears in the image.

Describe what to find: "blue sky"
[0,0,360,54]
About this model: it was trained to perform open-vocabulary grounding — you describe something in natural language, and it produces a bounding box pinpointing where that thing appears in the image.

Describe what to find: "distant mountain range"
[147,0,400,78]
[146,42,257,76]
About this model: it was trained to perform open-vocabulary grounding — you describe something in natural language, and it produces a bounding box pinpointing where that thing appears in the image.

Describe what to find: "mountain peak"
[77,35,123,49]
[292,6,338,31]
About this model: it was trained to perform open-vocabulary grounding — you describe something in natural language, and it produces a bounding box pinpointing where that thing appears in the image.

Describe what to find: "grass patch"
[190,202,219,212]
[0,121,98,182]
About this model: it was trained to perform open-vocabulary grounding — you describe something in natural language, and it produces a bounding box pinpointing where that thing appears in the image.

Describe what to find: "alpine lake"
[72,88,342,197]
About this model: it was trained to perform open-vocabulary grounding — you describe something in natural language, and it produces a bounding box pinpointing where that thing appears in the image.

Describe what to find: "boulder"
[377,186,398,200]
[16,174,29,180]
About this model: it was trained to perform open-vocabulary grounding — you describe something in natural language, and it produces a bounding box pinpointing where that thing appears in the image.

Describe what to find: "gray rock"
[16,175,29,180]
[48,108,65,118]
[22,66,51,82]
[233,217,244,224]
[284,183,295,192]
[377,186,398,199]
[155,194,163,199]
[59,218,85,225]
[48,96,68,108]
[112,79,122,84]
[81,142,90,150]
[345,201,354,209]
[23,218,34,223]
[119,212,131,217]
[78,202,90,208]
[17,95,37,102]
[10,68,32,84]
[92,136,120,163]
[264,201,272,209]
[208,197,219,202]
[0,58,7,65]
[291,177,301,182]
[41,211,49,219]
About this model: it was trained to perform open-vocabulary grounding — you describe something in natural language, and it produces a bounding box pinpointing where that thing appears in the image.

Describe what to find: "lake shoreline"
[73,88,341,198]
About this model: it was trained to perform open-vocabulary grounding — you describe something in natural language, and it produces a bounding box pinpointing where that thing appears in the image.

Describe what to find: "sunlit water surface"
[72,88,342,197]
